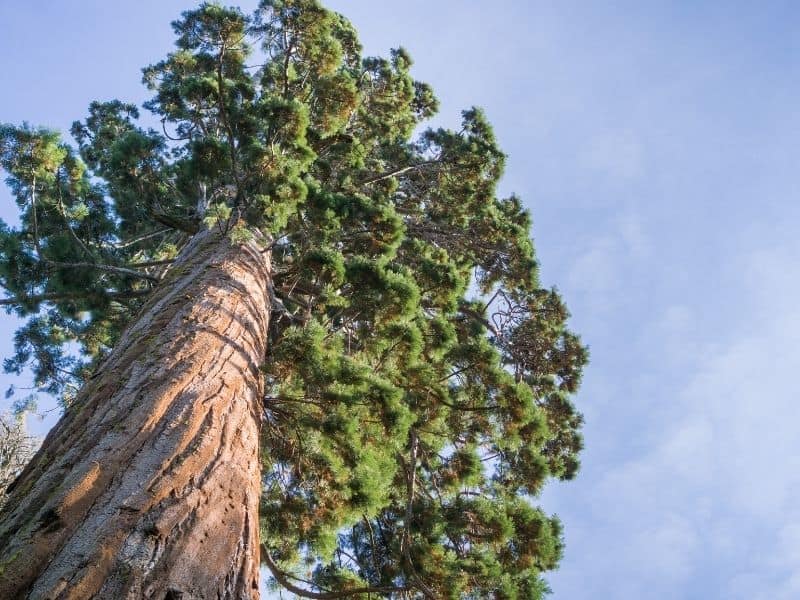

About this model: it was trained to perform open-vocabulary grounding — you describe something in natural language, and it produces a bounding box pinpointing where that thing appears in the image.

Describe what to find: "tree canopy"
[0,1,588,597]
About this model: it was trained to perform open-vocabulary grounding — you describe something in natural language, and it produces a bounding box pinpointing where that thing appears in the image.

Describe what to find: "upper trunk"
[0,229,270,600]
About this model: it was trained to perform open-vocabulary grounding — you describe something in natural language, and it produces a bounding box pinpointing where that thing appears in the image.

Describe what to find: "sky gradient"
[2,1,799,598]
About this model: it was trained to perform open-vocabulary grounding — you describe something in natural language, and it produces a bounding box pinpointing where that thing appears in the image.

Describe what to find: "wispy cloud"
[565,213,651,308]
[545,236,800,598]
[580,130,645,181]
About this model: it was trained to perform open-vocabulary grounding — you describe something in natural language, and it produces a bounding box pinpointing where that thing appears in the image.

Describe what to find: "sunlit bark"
[0,229,270,600]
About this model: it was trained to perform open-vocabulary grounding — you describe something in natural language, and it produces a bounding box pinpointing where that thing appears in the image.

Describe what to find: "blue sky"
[2,1,800,598]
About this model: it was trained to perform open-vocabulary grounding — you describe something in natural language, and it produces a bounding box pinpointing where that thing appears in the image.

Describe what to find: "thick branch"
[126,259,175,269]
[267,283,306,324]
[150,211,200,234]
[216,44,241,200]
[457,304,500,337]
[45,260,161,282]
[0,289,152,307]
[262,550,407,600]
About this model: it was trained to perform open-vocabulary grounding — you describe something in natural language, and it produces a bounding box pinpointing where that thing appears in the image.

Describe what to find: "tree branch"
[457,304,500,337]
[261,549,408,599]
[26,179,161,283]
[149,211,200,234]
[216,43,242,202]
[45,261,161,283]
[30,176,42,256]
[400,430,437,599]
[114,229,172,249]
[359,159,442,187]
[0,289,152,307]
[55,182,93,260]
[126,259,175,269]
[438,398,501,413]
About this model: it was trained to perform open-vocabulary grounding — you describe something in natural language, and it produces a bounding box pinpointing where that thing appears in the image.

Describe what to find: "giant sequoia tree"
[0,2,587,598]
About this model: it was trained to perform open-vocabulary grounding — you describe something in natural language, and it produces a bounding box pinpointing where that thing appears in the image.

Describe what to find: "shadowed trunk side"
[0,228,270,600]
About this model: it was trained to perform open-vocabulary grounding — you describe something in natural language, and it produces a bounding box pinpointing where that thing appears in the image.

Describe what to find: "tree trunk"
[0,229,270,600]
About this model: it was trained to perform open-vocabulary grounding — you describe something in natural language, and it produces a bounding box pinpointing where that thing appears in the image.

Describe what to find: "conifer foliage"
[0,2,587,597]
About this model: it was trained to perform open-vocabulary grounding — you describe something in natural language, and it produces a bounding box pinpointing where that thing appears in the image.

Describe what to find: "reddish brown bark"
[0,229,270,599]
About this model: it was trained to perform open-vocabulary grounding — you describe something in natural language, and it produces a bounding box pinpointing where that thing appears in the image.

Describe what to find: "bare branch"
[114,229,172,249]
[0,289,152,307]
[45,261,161,282]
[262,549,408,599]
[359,159,442,187]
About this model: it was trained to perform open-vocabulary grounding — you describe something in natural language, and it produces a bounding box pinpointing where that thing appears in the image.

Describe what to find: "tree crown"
[0,2,588,597]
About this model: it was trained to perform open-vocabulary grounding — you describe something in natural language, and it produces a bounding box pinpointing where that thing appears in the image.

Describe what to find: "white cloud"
[565,213,650,303]
[567,236,618,295]
[546,235,800,598]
